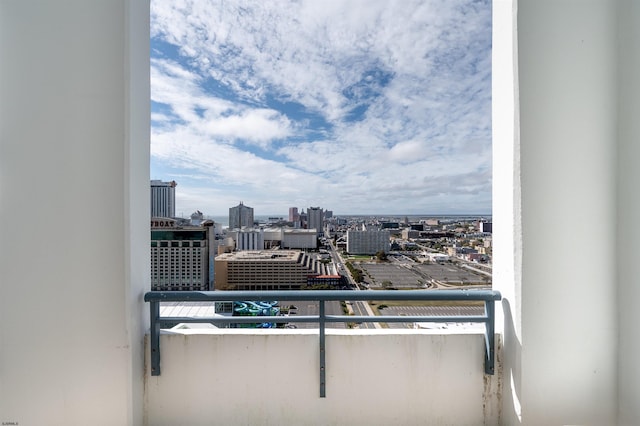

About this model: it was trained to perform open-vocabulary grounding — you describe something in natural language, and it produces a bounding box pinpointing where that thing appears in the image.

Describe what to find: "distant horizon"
[174,212,491,225]
[175,212,492,217]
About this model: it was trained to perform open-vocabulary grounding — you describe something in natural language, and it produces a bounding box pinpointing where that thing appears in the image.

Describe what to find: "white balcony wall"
[0,1,149,425]
[145,329,500,426]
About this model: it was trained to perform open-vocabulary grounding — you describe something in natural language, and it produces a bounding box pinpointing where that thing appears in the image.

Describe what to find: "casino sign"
[151,217,176,228]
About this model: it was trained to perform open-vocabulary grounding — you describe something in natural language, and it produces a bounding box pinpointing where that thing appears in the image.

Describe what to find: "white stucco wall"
[0,1,149,425]
[495,0,635,424]
[519,2,618,421]
[492,2,522,424]
[616,1,640,423]
[145,330,501,426]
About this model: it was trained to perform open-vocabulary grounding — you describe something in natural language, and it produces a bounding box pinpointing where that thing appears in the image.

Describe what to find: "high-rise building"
[307,206,323,235]
[288,207,299,223]
[299,209,307,228]
[150,180,176,217]
[228,202,254,229]
[150,218,216,291]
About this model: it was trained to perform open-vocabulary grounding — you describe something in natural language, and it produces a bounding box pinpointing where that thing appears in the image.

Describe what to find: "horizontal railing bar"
[145,289,502,389]
[153,315,490,325]
[338,315,488,323]
[145,289,501,302]
[153,316,310,324]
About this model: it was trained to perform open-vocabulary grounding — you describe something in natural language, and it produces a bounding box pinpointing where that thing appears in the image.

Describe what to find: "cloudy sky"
[150,0,492,217]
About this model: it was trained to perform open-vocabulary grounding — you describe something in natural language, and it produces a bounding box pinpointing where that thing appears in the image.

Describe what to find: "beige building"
[214,250,333,290]
[151,219,216,291]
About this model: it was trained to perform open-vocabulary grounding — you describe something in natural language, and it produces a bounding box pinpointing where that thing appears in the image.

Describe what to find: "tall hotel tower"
[229,202,254,229]
[288,207,299,222]
[150,218,215,291]
[307,206,324,235]
[150,180,176,217]
[289,207,300,228]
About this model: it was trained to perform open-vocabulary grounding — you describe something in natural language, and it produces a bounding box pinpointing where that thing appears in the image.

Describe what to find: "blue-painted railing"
[144,289,502,397]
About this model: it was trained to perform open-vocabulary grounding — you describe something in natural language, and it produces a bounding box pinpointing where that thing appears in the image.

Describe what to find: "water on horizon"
[186,213,491,228]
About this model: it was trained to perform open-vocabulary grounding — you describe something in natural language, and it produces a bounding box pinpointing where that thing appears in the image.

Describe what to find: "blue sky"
[150,0,492,216]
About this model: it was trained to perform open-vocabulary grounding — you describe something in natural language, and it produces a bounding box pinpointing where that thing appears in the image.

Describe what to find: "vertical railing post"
[484,299,496,375]
[150,300,161,376]
[319,299,326,397]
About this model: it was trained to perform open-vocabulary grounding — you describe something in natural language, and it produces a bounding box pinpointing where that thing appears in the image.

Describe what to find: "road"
[461,263,492,277]
[285,300,345,329]
[349,299,378,329]
[327,239,379,329]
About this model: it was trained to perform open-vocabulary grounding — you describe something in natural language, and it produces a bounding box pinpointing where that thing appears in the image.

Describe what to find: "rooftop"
[216,250,303,261]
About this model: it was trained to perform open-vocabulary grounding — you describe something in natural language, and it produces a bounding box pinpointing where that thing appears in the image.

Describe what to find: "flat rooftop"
[215,250,302,261]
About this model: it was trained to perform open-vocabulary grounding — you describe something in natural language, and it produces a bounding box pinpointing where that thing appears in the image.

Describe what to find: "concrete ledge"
[145,330,501,425]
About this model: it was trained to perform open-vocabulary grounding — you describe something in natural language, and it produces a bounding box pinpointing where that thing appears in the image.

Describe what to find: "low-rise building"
[402,229,421,239]
[282,228,317,249]
[235,229,264,251]
[426,253,450,263]
[214,250,333,290]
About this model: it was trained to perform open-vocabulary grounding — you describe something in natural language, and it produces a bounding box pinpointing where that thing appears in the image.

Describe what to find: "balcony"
[4,1,640,425]
[144,290,501,425]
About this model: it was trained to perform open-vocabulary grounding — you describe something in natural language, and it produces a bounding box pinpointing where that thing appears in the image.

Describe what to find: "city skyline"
[150,0,492,216]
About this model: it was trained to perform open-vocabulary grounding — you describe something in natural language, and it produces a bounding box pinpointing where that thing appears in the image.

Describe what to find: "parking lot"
[378,305,486,329]
[281,300,346,329]
[359,263,425,288]
[415,263,489,285]
[359,260,489,289]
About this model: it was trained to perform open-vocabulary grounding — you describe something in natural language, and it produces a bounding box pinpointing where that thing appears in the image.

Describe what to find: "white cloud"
[151,58,293,148]
[150,0,492,215]
[389,140,428,163]
[202,109,292,147]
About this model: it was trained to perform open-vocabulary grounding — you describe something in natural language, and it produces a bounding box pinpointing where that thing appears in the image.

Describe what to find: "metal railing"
[145,289,502,397]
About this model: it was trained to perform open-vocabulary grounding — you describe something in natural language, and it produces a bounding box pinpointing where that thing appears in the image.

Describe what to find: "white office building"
[282,229,318,249]
[150,180,176,217]
[346,229,390,255]
[235,229,264,251]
